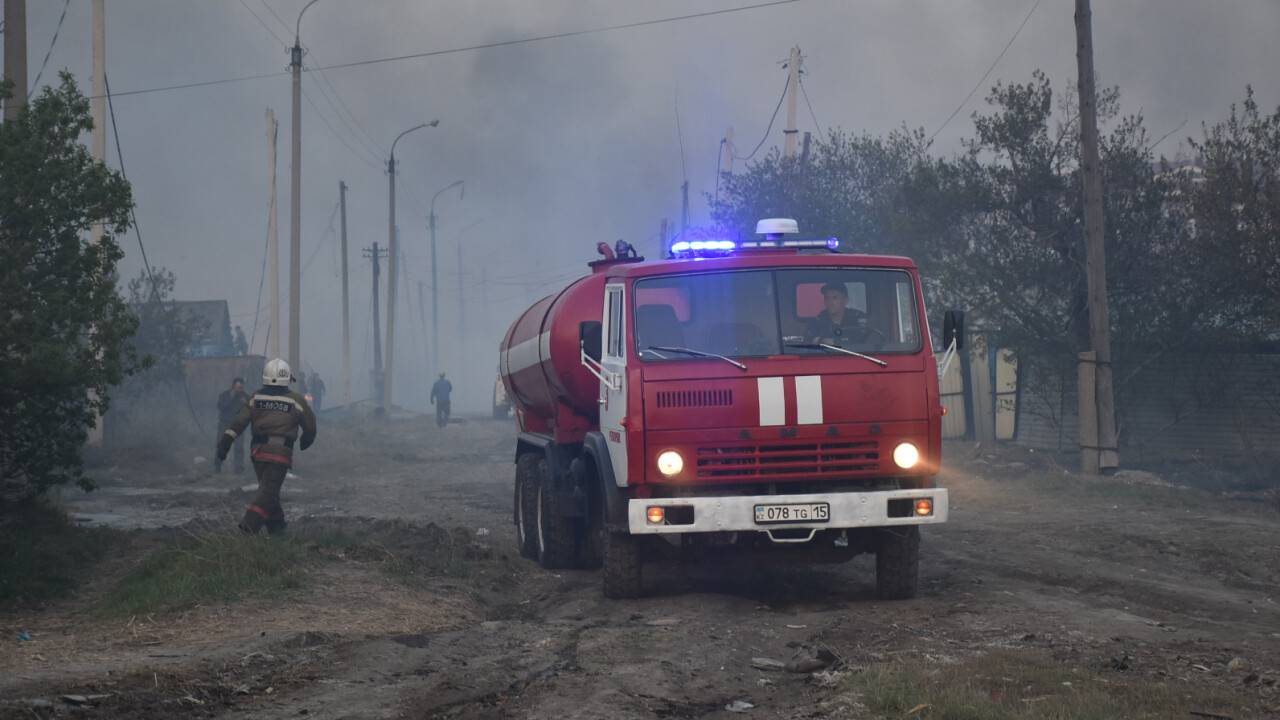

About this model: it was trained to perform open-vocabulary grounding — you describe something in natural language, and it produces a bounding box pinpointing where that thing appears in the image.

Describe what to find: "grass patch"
[0,502,120,610]
[96,530,310,617]
[849,649,1248,720]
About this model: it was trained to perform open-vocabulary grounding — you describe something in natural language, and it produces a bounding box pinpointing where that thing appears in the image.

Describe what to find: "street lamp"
[384,120,440,411]
[287,0,323,374]
[429,180,464,376]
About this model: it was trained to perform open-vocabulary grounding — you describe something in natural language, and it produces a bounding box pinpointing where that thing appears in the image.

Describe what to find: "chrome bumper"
[627,488,948,535]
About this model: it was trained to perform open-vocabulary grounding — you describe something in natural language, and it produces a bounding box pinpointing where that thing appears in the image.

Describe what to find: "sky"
[6,0,1279,411]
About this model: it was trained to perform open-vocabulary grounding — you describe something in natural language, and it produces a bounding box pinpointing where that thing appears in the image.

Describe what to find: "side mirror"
[580,321,602,363]
[942,310,965,350]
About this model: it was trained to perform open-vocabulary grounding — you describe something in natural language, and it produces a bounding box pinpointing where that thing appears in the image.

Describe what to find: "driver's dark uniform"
[805,308,871,345]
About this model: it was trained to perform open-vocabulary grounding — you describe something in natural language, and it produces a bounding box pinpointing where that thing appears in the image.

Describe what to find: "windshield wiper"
[645,345,747,371]
[784,342,888,367]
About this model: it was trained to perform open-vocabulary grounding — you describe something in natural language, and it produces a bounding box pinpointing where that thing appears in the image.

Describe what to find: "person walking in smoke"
[214,377,249,474]
[218,358,317,535]
[430,371,452,427]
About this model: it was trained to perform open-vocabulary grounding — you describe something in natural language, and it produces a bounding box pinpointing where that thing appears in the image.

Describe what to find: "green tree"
[0,73,140,500]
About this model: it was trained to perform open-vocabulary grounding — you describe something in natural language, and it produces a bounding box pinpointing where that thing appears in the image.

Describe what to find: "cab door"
[600,283,629,485]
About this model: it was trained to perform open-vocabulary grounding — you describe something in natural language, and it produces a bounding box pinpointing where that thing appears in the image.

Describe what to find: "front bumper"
[627,488,948,535]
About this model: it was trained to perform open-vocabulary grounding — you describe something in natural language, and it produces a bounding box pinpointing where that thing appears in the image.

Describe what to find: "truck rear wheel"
[602,530,643,598]
[515,454,539,559]
[875,526,920,600]
[535,458,577,569]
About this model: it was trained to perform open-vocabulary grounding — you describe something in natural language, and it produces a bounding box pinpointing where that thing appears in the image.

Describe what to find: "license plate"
[753,502,830,525]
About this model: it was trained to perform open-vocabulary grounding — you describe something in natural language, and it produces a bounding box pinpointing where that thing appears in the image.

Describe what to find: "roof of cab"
[603,251,918,278]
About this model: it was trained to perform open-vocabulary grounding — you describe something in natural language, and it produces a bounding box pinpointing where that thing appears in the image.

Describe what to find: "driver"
[805,282,872,346]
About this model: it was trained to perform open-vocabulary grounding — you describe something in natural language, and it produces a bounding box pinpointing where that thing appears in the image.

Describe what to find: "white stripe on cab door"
[757,377,785,426]
[795,375,824,425]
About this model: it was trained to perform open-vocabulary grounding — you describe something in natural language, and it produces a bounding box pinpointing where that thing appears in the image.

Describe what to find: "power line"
[28,0,71,98]
[799,75,822,137]
[237,0,288,47]
[735,70,790,162]
[95,1,800,100]
[104,72,206,435]
[304,67,383,165]
[300,85,382,170]
[302,199,341,275]
[929,0,1045,142]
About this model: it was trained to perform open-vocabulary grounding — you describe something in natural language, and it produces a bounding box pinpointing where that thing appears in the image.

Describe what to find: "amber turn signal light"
[914,498,933,517]
[646,506,666,524]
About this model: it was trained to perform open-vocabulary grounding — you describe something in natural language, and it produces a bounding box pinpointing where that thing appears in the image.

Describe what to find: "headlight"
[893,442,920,470]
[657,450,684,476]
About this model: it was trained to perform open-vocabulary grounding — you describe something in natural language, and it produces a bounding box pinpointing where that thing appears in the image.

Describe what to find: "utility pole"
[783,45,801,160]
[266,109,281,358]
[385,156,397,409]
[429,212,438,374]
[2,0,27,122]
[1075,0,1119,474]
[384,122,437,409]
[338,180,350,406]
[363,243,387,405]
[417,280,429,386]
[456,237,464,378]
[288,7,310,378]
[659,218,669,258]
[680,181,689,237]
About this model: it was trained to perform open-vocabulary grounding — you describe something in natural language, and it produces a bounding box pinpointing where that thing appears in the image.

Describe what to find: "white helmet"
[263,358,293,387]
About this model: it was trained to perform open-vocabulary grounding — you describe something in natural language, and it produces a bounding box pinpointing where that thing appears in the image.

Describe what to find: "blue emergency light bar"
[740,237,840,250]
[670,239,736,254]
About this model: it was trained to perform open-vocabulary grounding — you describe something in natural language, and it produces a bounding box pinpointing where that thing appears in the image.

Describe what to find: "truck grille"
[695,441,880,480]
[655,389,734,409]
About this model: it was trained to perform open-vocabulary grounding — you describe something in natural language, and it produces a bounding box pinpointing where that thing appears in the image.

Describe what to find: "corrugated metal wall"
[1015,352,1280,461]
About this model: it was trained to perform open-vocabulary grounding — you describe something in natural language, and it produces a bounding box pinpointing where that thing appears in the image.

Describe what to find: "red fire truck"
[499,219,961,598]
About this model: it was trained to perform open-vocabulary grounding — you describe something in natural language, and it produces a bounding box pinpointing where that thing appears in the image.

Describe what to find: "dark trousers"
[215,430,245,473]
[239,460,289,534]
[435,399,451,427]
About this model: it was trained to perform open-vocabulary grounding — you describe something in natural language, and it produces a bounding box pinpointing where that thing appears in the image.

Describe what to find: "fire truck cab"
[500,220,959,599]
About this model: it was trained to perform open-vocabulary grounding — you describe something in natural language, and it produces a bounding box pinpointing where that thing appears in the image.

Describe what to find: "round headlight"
[657,450,684,476]
[893,442,920,470]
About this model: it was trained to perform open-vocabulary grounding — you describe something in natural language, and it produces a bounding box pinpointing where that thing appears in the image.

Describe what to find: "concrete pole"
[429,211,438,375]
[366,243,384,404]
[3,0,27,122]
[266,109,281,358]
[384,155,397,409]
[1075,0,1119,472]
[288,37,302,376]
[782,46,801,160]
[91,0,105,168]
[456,236,464,382]
[339,180,350,406]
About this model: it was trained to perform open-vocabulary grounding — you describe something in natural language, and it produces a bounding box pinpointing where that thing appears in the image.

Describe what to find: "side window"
[605,287,624,358]
[895,280,918,345]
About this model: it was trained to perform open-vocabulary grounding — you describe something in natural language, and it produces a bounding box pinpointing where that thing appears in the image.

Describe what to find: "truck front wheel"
[535,459,577,569]
[875,526,920,600]
[602,530,643,599]
[514,454,539,559]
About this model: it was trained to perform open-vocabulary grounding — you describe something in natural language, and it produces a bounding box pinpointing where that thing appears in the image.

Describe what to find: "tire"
[535,459,577,569]
[515,454,539,560]
[875,526,920,600]
[602,528,643,599]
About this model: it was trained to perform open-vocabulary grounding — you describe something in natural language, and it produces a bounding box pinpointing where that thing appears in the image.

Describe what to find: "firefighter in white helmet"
[217,358,317,534]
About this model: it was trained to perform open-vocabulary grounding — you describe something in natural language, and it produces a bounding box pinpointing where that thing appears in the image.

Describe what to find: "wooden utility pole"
[3,0,27,121]
[363,243,387,405]
[1075,0,1119,473]
[266,109,281,358]
[782,46,801,160]
[338,180,351,406]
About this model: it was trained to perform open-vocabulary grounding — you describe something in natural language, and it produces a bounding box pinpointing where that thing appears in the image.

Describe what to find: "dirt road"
[3,414,1278,718]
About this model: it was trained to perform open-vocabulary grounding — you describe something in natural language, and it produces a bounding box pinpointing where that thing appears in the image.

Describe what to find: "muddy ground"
[2,412,1278,718]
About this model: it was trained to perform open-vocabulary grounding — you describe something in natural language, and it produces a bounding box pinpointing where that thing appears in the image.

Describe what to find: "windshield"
[634,268,921,361]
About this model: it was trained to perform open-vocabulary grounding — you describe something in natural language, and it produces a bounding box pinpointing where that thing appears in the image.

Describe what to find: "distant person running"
[430,372,453,427]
